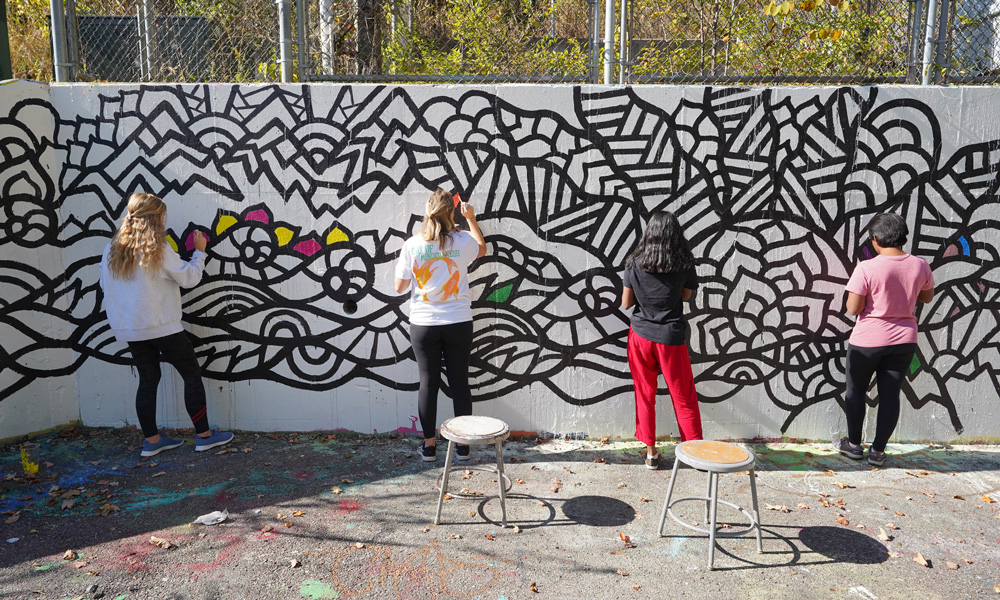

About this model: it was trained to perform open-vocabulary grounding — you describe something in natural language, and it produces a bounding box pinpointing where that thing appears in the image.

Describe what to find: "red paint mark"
[215,491,237,502]
[244,209,269,224]
[453,193,461,207]
[293,239,322,256]
[256,530,278,541]
[107,534,243,574]
[295,471,315,479]
[336,499,364,513]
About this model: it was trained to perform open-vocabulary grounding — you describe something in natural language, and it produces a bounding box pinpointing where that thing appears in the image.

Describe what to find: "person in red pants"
[621,211,703,470]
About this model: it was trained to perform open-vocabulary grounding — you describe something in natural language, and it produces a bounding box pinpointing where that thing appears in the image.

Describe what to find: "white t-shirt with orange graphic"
[395,230,481,326]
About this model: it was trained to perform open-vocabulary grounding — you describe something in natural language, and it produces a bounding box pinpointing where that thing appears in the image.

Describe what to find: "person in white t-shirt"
[394,189,487,462]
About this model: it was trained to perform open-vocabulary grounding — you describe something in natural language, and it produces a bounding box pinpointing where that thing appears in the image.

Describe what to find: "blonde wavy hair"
[420,188,456,249]
[107,193,167,280]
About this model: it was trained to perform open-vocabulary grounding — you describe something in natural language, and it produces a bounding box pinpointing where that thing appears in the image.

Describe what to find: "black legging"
[410,321,474,439]
[844,342,916,452]
[127,331,210,438]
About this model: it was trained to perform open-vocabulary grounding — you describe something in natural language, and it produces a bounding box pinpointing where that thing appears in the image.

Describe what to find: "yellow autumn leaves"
[763,0,849,42]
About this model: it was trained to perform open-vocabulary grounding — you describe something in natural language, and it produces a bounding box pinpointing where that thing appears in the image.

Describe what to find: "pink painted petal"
[184,231,204,251]
[293,239,322,256]
[245,209,269,224]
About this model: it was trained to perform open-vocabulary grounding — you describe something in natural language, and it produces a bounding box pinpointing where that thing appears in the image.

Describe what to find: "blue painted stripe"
[958,236,970,256]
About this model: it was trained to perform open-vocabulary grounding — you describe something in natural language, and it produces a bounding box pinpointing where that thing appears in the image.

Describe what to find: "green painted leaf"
[486,284,513,303]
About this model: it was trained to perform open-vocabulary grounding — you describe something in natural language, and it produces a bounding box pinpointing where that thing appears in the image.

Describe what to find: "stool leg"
[658,456,682,536]
[704,470,712,525]
[434,441,456,525]
[495,441,508,528]
[749,466,762,553]
[707,472,719,570]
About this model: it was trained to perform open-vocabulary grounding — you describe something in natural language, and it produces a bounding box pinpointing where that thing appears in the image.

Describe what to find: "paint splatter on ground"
[1,428,998,598]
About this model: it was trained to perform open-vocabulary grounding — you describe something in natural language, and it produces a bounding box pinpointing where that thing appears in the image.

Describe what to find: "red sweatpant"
[627,328,703,445]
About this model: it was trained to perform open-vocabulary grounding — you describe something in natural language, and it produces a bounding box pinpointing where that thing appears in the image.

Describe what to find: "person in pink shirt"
[833,213,934,466]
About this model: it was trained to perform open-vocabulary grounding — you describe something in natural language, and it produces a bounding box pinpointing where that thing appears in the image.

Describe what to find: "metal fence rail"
[7,0,1000,84]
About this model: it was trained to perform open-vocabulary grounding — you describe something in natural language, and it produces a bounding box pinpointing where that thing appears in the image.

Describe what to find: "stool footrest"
[435,465,513,498]
[666,496,758,537]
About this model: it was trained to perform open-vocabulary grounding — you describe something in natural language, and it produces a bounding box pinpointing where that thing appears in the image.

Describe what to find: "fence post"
[64,0,80,81]
[589,0,601,83]
[603,0,614,84]
[296,0,308,81]
[49,0,71,82]
[277,0,294,82]
[906,0,924,83]
[933,0,950,83]
[1,0,12,80]
[618,0,628,84]
[920,0,938,84]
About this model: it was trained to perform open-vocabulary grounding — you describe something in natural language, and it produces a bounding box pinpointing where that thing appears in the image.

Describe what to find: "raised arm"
[461,202,487,259]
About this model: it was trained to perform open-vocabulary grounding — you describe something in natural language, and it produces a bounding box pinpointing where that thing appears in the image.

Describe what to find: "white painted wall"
[2,82,999,443]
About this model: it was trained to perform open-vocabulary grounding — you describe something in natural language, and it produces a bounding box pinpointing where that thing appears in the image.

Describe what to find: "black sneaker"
[645,453,660,470]
[420,442,436,462]
[456,444,470,461]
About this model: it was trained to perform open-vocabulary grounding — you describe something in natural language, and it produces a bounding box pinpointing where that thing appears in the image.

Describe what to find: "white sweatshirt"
[99,243,207,342]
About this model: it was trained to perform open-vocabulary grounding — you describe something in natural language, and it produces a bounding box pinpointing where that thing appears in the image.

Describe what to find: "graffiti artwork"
[1,84,997,437]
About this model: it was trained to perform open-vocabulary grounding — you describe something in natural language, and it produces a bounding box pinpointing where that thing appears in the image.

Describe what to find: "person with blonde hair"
[100,193,234,457]
[394,189,487,461]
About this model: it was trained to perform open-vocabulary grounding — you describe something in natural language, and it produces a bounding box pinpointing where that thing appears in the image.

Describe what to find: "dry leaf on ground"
[593,455,607,464]
[62,550,77,560]
[640,497,650,503]
[914,552,929,567]
[291,511,305,517]
[981,495,996,503]
[619,532,633,548]
[353,542,365,549]
[878,527,892,541]
[766,504,790,513]
[632,584,641,591]
[946,561,958,570]
[600,437,610,444]
[530,582,538,593]
[550,478,562,492]
[485,534,495,540]
[616,568,629,576]
[836,517,849,526]
[331,487,343,495]
[886,522,898,529]
[149,536,174,549]
[513,525,521,533]
[833,482,853,489]
[61,499,75,510]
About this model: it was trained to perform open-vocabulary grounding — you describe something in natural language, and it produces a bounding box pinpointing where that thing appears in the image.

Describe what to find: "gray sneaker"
[833,437,864,460]
[868,449,886,467]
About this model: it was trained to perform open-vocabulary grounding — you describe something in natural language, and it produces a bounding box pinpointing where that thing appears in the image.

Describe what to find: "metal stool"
[433,415,512,527]
[658,440,763,569]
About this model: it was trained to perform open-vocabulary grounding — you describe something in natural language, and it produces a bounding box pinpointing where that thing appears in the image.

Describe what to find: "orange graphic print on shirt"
[412,255,461,302]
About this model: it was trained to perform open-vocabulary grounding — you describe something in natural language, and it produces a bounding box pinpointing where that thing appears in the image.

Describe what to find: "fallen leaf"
[981,495,996,504]
[530,582,538,593]
[632,584,641,591]
[550,478,562,493]
[516,478,526,484]
[886,522,898,530]
[418,527,430,533]
[283,522,293,528]
[833,482,853,489]
[880,505,888,510]
[592,455,606,464]
[766,504,790,513]
[513,525,521,533]
[962,557,972,564]
[994,584,1000,593]
[151,471,166,478]
[836,517,849,526]
[946,561,958,570]
[640,497,650,503]
[953,495,964,500]
[59,490,81,499]
[619,531,633,548]
[341,479,354,484]
[616,568,629,576]
[149,536,174,549]
[331,487,343,495]
[537,501,547,507]
[61,499,75,510]
[291,511,305,517]
[796,503,810,510]
[98,503,120,516]
[923,492,936,498]
[449,534,462,539]
[877,527,892,541]
[887,551,900,558]
[353,542,365,549]
[469,511,476,517]
[913,552,929,567]
[894,511,905,516]
[600,437,610,444]
[5,513,20,525]
[62,549,77,560]
[261,525,273,533]
[485,534,495,540]
[617,482,627,489]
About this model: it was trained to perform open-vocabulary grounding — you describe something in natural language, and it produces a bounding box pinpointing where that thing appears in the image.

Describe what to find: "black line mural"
[1,84,998,436]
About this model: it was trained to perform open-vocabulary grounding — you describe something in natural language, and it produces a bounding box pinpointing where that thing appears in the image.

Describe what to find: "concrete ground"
[1,428,998,600]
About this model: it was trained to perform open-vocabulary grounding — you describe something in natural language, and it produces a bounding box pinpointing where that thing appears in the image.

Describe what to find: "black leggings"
[127,331,210,438]
[410,321,474,439]
[844,342,916,452]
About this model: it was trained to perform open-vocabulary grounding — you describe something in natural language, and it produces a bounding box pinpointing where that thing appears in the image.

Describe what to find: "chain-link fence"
[8,0,1000,84]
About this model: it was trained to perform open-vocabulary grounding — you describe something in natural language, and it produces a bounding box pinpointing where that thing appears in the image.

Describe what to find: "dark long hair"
[626,211,695,274]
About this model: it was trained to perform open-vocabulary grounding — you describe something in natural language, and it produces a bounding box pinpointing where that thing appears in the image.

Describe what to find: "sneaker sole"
[195,436,234,452]
[421,454,437,462]
[141,441,184,457]
[838,451,864,460]
[868,457,885,466]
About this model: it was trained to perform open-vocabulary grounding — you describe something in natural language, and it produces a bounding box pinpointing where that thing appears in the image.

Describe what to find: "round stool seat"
[440,416,509,445]
[675,440,755,473]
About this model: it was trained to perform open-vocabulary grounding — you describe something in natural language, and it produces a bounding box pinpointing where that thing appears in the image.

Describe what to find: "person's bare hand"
[460,202,476,222]
[193,231,208,252]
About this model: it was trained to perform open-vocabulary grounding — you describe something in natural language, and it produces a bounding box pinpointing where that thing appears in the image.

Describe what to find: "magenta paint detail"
[245,209,269,224]
[294,239,322,256]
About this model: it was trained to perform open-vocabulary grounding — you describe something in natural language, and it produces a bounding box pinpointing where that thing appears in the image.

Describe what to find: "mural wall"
[1,82,998,442]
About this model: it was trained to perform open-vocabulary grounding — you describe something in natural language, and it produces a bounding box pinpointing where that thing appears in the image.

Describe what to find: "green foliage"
[7,0,52,80]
